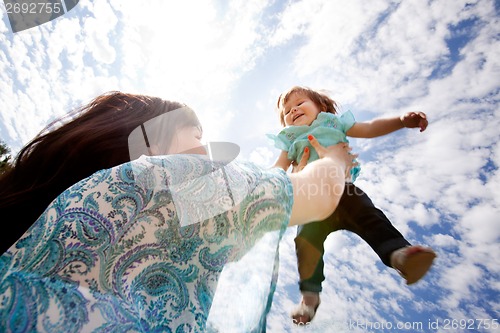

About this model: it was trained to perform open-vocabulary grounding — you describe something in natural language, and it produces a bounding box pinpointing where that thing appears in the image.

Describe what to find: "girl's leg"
[291,190,343,324]
[292,183,435,324]
[335,183,410,266]
[337,183,436,283]
[293,183,411,298]
[294,221,333,293]
[292,222,330,324]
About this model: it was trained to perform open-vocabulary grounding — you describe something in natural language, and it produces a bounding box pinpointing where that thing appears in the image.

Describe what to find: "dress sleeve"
[340,110,356,133]
[205,163,293,331]
[337,111,362,181]
[266,130,293,152]
[224,162,293,258]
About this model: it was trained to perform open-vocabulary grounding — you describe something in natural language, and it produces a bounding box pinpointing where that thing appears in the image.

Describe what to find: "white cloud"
[1,0,273,152]
[1,0,498,330]
[249,146,275,167]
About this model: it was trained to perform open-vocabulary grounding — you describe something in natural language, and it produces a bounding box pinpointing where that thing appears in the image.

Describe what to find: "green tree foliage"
[0,140,13,175]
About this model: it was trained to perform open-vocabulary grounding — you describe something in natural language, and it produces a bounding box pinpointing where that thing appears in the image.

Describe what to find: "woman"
[0,92,354,332]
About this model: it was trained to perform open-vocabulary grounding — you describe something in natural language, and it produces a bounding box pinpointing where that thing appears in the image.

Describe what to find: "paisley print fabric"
[0,154,293,332]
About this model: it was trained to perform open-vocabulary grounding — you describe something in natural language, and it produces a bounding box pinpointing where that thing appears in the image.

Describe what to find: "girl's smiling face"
[282,92,322,127]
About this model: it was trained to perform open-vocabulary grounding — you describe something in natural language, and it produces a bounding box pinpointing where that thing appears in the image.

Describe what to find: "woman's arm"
[288,136,352,226]
[346,111,428,138]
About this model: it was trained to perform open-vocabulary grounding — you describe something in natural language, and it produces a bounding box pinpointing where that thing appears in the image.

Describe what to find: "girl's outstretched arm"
[347,111,428,138]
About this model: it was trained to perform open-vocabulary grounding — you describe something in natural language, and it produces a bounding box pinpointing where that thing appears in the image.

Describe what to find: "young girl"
[267,86,437,325]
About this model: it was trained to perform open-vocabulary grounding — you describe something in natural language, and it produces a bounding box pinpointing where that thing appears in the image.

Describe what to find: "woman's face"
[167,125,207,155]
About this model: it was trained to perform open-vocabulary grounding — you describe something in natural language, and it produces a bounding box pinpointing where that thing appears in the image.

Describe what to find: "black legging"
[295,183,410,292]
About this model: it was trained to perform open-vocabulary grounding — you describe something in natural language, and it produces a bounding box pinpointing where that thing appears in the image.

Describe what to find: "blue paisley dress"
[0,154,293,333]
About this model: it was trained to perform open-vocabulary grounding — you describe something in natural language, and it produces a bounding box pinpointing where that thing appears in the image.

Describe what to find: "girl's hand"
[401,112,428,132]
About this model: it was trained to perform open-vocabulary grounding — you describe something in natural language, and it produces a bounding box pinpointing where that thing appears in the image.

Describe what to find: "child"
[267,86,436,325]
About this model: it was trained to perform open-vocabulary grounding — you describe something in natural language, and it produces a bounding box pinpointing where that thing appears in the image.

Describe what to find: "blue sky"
[1,0,499,332]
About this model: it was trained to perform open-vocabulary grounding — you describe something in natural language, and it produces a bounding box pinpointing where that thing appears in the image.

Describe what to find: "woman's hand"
[292,136,358,180]
[291,147,310,173]
[288,135,358,226]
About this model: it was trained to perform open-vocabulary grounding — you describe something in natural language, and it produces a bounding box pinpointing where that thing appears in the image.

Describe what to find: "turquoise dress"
[0,155,293,332]
[267,111,361,181]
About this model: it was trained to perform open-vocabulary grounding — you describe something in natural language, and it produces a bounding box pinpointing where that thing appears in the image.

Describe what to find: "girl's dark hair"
[0,91,188,254]
[276,86,340,126]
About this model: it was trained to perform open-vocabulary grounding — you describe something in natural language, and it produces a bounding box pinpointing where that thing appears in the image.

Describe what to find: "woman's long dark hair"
[0,92,185,254]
